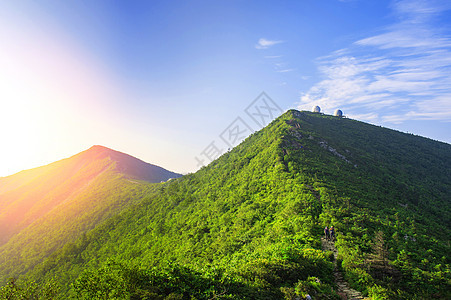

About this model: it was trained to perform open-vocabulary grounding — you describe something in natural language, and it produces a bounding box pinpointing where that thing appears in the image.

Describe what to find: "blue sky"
[0,0,450,176]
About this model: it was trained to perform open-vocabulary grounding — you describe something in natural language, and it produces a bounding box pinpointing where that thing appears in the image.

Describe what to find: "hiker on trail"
[324,226,329,240]
[330,226,335,241]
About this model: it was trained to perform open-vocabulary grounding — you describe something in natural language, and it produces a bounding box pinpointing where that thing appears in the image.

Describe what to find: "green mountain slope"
[1,110,450,299]
[0,146,181,284]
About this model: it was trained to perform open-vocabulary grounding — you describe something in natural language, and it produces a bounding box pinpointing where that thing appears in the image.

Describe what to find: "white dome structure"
[312,106,321,113]
[334,109,343,117]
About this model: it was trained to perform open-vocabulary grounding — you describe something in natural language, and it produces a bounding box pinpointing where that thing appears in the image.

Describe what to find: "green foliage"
[1,110,450,299]
[74,260,256,299]
[295,277,339,299]
[0,171,157,285]
[367,284,395,300]
[0,278,58,300]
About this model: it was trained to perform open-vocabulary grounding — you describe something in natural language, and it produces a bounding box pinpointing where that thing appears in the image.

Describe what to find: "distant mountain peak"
[0,145,182,246]
[87,145,110,151]
[82,145,122,160]
[77,145,182,182]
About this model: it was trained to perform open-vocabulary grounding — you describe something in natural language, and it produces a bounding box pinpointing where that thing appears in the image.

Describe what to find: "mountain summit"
[79,145,181,183]
[0,146,181,245]
[1,111,450,299]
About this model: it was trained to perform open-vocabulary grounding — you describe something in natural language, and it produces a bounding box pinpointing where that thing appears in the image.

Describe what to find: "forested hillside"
[0,146,180,286]
[1,110,449,299]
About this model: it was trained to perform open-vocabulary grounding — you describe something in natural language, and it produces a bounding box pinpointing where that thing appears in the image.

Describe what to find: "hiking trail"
[321,237,366,300]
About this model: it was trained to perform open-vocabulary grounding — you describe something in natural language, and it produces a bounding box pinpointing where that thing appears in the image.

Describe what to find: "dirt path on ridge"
[321,237,366,300]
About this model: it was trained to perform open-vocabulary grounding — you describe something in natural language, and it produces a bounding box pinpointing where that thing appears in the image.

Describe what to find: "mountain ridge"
[0,145,181,246]
[1,110,450,299]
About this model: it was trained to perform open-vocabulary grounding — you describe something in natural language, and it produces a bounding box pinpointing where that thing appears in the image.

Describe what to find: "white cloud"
[255,38,284,49]
[392,0,451,22]
[298,0,451,123]
[274,62,294,73]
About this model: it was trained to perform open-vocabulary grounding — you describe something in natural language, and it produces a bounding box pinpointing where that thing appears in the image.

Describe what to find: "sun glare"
[0,14,126,177]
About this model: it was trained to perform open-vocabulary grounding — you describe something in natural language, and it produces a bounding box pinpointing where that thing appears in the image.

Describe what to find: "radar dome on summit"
[312,106,321,113]
[334,109,343,117]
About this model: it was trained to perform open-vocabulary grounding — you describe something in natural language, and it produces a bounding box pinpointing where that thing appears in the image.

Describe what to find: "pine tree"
[365,231,392,281]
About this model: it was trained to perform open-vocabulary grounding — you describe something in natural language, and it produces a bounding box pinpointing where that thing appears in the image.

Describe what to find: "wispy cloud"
[258,43,294,75]
[298,0,451,123]
[255,38,284,49]
[273,62,295,73]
